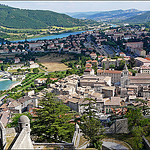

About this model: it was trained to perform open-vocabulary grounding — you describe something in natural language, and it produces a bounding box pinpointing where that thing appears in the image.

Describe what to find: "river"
[0,80,19,91]
[11,30,87,43]
[110,24,119,27]
[11,25,118,43]
[1,30,89,91]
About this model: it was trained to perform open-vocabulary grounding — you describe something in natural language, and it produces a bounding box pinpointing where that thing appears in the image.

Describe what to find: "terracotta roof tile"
[97,69,122,74]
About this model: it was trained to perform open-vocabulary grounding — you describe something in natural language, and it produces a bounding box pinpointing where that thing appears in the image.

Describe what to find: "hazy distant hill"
[67,9,145,22]
[122,11,150,24]
[0,4,95,29]
[66,11,100,19]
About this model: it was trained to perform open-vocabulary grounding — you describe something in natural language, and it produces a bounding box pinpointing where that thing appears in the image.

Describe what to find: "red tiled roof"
[50,78,58,81]
[141,65,150,69]
[92,60,98,63]
[84,69,92,72]
[120,52,125,54]
[90,52,97,56]
[98,55,104,58]
[36,78,47,81]
[97,69,122,74]
[145,57,150,61]
[86,60,92,63]
[0,103,8,109]
[86,64,92,68]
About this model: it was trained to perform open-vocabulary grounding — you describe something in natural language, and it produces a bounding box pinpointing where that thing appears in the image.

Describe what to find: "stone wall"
[0,121,6,148]
[106,118,129,134]
[11,128,33,149]
[143,136,150,150]
[33,142,74,150]
[72,124,81,148]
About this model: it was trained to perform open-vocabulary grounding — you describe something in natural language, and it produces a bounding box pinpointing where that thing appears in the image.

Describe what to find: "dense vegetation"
[31,93,75,143]
[0,4,95,29]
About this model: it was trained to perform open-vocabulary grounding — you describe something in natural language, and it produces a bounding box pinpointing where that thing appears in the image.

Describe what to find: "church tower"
[120,62,130,88]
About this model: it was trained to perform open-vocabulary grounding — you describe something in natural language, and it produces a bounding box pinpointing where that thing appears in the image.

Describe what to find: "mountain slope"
[0,4,92,29]
[68,9,145,22]
[122,11,150,24]
[66,11,100,19]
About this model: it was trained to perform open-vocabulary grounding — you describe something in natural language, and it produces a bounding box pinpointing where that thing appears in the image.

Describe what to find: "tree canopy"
[31,93,75,143]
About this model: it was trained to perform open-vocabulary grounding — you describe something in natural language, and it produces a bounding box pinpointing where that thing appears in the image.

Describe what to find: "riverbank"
[0,78,10,81]
[9,28,86,42]
[9,81,21,90]
[0,79,20,91]
[11,30,88,43]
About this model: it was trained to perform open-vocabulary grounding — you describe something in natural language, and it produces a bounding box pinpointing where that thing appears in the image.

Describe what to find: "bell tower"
[121,62,130,88]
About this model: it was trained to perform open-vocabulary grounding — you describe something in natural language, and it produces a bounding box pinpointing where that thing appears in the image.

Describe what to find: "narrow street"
[86,35,110,56]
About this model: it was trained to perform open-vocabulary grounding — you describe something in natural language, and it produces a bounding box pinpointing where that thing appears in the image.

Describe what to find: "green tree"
[125,106,149,150]
[1,65,5,71]
[33,68,39,74]
[17,68,22,73]
[118,60,125,70]
[109,64,115,69]
[128,57,136,69]
[27,68,31,72]
[79,98,105,150]
[125,107,144,131]
[32,93,75,143]
[102,63,105,70]
[131,126,145,150]
[128,69,137,76]
[92,64,98,75]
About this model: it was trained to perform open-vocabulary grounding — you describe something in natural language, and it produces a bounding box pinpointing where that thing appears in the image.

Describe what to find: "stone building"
[135,57,150,67]
[97,69,122,84]
[120,63,130,88]
[129,73,150,86]
[139,66,150,74]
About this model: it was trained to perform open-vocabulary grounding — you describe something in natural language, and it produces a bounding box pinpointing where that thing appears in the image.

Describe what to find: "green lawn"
[0,25,84,41]
[8,73,46,99]
[8,67,45,73]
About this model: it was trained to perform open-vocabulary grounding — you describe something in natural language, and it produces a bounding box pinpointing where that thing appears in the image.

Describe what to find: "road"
[86,35,117,57]
[86,35,108,56]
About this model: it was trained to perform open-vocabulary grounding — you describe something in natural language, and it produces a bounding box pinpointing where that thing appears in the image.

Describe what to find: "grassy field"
[0,25,84,41]
[0,26,48,32]
[37,53,73,72]
[8,67,45,73]
[1,26,81,32]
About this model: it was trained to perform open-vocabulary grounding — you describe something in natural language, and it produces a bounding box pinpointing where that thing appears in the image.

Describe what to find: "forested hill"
[0,4,93,29]
[122,11,150,24]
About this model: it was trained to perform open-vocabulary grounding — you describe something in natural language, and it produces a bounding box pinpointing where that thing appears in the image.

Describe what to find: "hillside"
[0,4,94,29]
[68,9,145,22]
[66,11,100,19]
[122,11,150,24]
